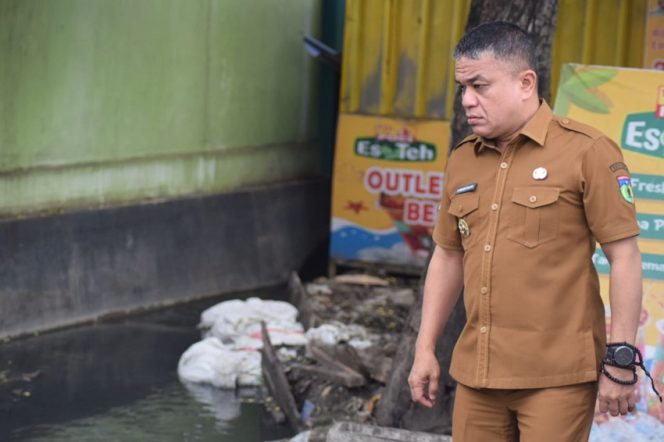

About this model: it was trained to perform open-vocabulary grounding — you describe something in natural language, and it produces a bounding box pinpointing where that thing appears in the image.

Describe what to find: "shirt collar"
[473,100,553,154]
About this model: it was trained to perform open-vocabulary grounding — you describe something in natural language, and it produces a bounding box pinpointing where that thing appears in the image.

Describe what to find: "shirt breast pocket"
[507,187,560,248]
[448,193,480,248]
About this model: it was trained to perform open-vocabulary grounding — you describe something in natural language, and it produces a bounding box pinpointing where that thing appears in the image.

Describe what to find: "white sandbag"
[246,297,299,323]
[181,297,305,389]
[200,298,298,329]
[199,299,248,329]
[177,337,261,388]
[202,298,304,348]
[230,320,306,350]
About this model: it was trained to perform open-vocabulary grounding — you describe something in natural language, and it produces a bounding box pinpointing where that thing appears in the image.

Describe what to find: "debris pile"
[265,272,417,433]
[177,271,419,437]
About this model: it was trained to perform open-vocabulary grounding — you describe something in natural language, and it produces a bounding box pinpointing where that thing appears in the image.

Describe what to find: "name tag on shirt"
[455,183,477,194]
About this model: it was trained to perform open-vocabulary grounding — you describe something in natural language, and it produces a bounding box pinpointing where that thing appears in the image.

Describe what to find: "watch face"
[614,346,635,366]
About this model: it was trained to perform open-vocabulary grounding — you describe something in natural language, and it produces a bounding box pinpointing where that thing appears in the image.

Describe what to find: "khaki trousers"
[452,382,598,442]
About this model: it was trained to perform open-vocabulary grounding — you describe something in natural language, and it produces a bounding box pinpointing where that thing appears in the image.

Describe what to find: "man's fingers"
[618,398,629,415]
[598,399,609,414]
[428,374,440,402]
[608,400,620,417]
[410,382,434,407]
[410,382,424,402]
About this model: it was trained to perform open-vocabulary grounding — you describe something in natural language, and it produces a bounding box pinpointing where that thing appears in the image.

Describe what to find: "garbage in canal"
[179,270,420,440]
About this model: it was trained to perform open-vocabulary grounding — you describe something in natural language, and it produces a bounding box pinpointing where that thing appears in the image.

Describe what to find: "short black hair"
[453,21,536,72]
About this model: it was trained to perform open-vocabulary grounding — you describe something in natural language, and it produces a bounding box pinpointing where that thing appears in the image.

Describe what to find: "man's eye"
[473,84,485,90]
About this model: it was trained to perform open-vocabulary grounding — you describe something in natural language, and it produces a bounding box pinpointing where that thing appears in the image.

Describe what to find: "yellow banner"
[330,114,450,268]
[645,0,664,70]
[555,64,664,436]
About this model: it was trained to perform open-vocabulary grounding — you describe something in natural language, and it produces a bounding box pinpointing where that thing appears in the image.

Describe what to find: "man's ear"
[520,69,537,97]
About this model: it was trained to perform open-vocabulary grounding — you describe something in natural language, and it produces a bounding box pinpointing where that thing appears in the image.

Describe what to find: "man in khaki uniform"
[408,22,646,441]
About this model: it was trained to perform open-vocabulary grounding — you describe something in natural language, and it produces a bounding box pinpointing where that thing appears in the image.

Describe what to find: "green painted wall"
[0,0,321,216]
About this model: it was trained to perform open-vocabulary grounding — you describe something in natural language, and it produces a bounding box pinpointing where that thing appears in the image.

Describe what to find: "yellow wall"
[340,0,647,119]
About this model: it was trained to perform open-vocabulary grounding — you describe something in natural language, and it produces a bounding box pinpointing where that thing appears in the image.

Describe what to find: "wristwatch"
[606,344,636,367]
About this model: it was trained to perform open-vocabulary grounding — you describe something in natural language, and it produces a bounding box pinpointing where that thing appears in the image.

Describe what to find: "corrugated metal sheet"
[340,0,647,119]
[340,0,470,119]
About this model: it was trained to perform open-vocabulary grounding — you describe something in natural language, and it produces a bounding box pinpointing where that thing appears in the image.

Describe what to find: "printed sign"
[555,64,664,437]
[330,114,450,268]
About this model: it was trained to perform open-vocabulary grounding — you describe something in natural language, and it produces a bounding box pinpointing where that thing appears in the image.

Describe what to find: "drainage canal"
[0,288,295,442]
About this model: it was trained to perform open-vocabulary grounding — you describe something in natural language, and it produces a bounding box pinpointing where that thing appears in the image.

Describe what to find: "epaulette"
[454,133,479,150]
[555,116,604,140]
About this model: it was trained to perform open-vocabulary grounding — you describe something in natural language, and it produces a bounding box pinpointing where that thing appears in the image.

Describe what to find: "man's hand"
[408,349,440,408]
[597,366,637,416]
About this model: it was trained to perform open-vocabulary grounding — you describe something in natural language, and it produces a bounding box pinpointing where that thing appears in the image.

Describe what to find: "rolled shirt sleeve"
[580,136,640,244]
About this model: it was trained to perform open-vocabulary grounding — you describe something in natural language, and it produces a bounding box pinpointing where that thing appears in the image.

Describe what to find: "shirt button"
[491,203,498,210]
[480,326,488,333]
[480,287,488,294]
[500,162,508,169]
[484,244,492,252]
[529,195,537,203]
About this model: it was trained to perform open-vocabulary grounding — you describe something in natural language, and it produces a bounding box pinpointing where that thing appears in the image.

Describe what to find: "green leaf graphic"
[558,66,616,114]
[560,86,610,114]
[564,68,616,90]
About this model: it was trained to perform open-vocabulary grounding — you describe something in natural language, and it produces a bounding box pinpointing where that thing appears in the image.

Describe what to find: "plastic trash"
[305,322,374,347]
[306,283,333,295]
[305,323,345,346]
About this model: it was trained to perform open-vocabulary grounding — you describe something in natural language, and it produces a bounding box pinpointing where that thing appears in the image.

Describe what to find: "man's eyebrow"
[456,74,489,84]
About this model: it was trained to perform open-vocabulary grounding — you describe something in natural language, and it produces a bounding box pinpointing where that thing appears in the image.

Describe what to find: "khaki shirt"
[433,102,640,389]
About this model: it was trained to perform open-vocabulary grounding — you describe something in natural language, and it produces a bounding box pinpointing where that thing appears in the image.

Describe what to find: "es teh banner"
[330,114,450,269]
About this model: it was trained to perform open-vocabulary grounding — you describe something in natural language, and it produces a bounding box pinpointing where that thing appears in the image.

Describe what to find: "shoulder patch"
[556,116,604,140]
[609,161,629,173]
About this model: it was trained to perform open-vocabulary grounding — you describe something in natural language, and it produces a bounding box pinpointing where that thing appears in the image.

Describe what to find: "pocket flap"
[448,194,480,217]
[512,187,560,208]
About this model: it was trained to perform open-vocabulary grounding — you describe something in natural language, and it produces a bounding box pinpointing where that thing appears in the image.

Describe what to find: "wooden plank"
[260,321,304,432]
[289,362,366,388]
[326,421,452,442]
[330,258,422,277]
[288,271,316,330]
[309,342,369,379]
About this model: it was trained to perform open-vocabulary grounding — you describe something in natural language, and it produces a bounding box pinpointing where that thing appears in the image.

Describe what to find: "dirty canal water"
[0,287,295,442]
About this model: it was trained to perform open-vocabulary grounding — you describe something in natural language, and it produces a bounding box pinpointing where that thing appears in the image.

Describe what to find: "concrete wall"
[0,0,321,216]
[0,179,330,339]
[0,1,331,337]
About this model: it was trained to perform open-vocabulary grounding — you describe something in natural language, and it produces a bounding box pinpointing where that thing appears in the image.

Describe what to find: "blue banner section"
[593,250,664,280]
[637,213,664,240]
[632,173,664,201]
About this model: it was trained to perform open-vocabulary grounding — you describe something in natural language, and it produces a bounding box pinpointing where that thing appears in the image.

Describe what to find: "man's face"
[455,52,528,141]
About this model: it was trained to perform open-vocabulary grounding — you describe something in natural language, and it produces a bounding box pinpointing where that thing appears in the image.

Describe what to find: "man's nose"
[461,87,477,108]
